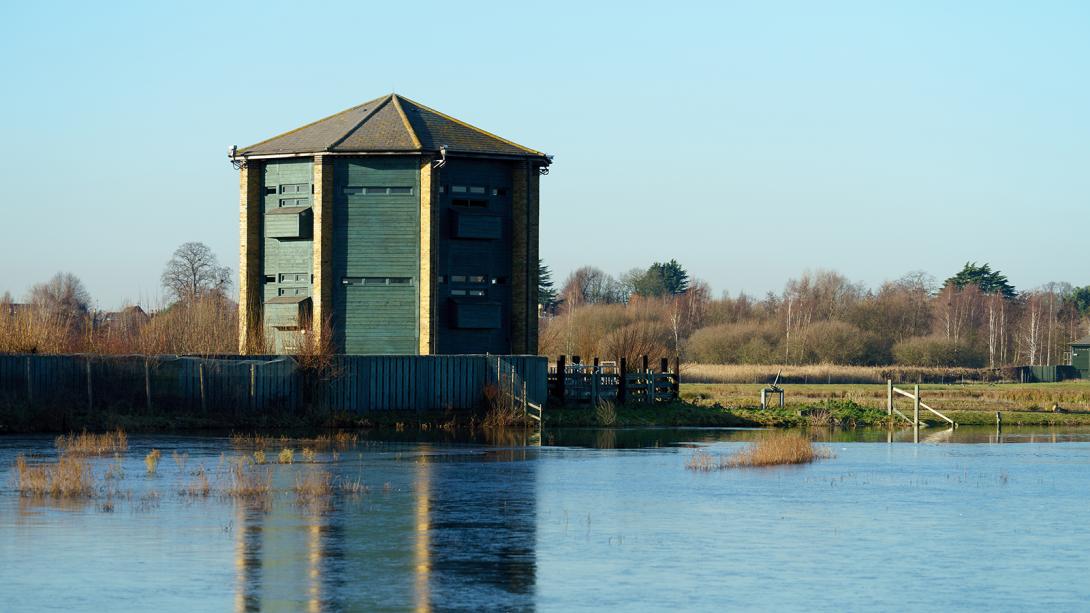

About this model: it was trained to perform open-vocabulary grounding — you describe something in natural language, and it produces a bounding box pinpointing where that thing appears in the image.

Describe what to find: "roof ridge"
[390,94,422,150]
[397,95,545,156]
[240,94,387,153]
[327,94,395,151]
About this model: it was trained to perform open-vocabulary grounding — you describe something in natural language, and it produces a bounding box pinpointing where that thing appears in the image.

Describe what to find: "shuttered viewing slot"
[452,300,502,329]
[266,206,313,239]
[453,212,502,240]
[264,296,311,329]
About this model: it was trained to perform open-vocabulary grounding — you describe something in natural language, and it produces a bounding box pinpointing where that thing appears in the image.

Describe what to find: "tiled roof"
[238,94,545,159]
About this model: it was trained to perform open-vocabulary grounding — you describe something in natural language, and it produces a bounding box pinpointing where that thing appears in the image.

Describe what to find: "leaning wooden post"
[886,380,893,416]
[618,357,628,404]
[85,357,93,412]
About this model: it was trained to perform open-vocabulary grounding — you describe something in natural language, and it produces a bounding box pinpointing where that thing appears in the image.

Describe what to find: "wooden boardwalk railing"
[547,355,680,406]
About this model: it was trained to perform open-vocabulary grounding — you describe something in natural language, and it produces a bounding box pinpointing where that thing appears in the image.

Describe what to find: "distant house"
[1070,336,1090,379]
[232,94,551,355]
[95,306,150,333]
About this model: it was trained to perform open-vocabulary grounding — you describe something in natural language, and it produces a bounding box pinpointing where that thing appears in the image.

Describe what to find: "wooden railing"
[547,355,680,405]
[886,380,956,442]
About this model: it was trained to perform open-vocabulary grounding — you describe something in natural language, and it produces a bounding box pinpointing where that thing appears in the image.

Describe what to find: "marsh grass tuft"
[182,464,210,497]
[278,448,294,464]
[595,400,617,427]
[15,453,94,498]
[301,447,317,463]
[726,434,832,468]
[253,450,266,465]
[144,449,161,475]
[293,469,332,501]
[55,429,128,456]
[225,459,273,498]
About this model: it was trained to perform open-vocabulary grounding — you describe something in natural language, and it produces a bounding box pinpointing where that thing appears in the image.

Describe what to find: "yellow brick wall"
[419,159,435,354]
[238,162,263,354]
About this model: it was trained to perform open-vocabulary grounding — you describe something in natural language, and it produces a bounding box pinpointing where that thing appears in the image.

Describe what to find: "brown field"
[681,363,1002,385]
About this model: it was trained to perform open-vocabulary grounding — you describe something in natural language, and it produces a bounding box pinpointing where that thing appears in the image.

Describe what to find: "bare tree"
[161,242,231,304]
[29,272,92,317]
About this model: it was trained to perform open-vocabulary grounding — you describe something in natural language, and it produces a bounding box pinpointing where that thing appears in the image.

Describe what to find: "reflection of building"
[233,94,551,355]
[231,448,538,610]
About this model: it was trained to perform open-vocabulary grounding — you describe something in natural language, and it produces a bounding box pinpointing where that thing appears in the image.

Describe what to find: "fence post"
[642,355,649,373]
[86,357,93,412]
[913,383,920,441]
[886,379,893,416]
[145,359,152,411]
[250,363,256,414]
[618,357,627,404]
[556,356,566,405]
[673,356,680,398]
[199,362,207,414]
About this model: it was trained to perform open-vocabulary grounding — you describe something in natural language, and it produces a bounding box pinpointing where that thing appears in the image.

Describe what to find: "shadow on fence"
[0,354,548,418]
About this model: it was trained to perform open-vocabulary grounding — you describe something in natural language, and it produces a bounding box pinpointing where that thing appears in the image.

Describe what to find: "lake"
[2,426,1089,611]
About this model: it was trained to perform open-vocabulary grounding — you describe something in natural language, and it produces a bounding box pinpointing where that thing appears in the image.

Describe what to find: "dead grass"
[225,459,273,498]
[144,449,161,475]
[482,380,529,429]
[278,448,295,464]
[181,464,210,497]
[726,434,832,467]
[683,363,997,385]
[293,469,332,501]
[15,453,94,498]
[55,429,128,456]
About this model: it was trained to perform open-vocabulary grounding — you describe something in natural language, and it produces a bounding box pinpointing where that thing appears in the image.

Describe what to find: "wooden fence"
[0,353,547,416]
[547,355,680,405]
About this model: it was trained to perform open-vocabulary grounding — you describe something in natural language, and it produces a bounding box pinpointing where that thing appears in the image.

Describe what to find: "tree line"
[538,260,1090,368]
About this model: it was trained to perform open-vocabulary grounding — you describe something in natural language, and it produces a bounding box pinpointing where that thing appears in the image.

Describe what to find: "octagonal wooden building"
[233,94,550,355]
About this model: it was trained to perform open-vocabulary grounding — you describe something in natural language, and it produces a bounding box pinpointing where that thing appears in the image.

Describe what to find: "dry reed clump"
[726,434,832,468]
[278,448,295,464]
[685,449,724,472]
[595,400,617,427]
[225,459,273,498]
[253,450,267,465]
[301,447,317,463]
[15,453,94,498]
[481,381,527,429]
[182,465,210,497]
[293,470,333,501]
[144,449,161,475]
[55,429,128,456]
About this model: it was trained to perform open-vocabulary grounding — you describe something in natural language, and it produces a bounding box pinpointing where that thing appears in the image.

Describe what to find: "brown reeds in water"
[727,434,832,467]
[293,469,333,501]
[225,460,273,498]
[55,429,128,456]
[15,453,94,498]
[687,434,832,471]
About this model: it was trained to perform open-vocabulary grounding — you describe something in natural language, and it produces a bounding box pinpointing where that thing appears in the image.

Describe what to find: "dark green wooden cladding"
[263,160,314,353]
[0,354,547,413]
[333,157,419,354]
[265,207,312,239]
[1073,343,1090,377]
[437,159,514,354]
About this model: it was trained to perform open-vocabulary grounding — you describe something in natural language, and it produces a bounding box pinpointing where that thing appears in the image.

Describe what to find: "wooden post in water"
[996,411,1002,431]
[886,380,893,416]
[144,359,152,411]
[85,357,93,412]
[618,357,627,404]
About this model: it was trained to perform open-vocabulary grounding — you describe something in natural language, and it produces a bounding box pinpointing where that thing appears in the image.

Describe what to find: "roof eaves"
[239,100,377,155]
[398,95,546,157]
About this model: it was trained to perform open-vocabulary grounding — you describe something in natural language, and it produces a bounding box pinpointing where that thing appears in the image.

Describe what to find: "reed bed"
[144,449,161,474]
[225,460,273,498]
[683,363,997,385]
[293,470,333,500]
[686,435,831,471]
[727,434,831,467]
[55,429,128,456]
[15,453,94,498]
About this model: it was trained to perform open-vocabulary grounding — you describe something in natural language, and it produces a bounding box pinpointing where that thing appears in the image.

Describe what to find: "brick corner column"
[419,158,436,355]
[312,155,333,345]
[238,161,263,354]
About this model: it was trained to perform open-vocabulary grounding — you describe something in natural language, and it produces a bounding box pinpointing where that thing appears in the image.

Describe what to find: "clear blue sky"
[3,1,1088,308]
